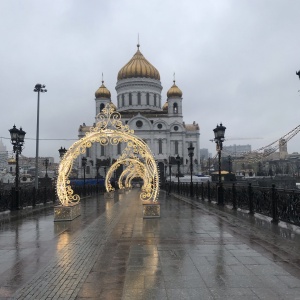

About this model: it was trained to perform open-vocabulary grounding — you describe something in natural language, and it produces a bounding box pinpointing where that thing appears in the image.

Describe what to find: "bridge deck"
[0,190,300,299]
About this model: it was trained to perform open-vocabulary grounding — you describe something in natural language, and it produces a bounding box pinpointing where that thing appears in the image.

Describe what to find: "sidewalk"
[0,190,300,299]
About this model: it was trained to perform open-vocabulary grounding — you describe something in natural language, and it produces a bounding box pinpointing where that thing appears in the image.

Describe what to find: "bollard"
[43,187,47,205]
[10,187,17,211]
[271,184,279,224]
[201,182,204,201]
[194,183,198,199]
[207,181,211,202]
[232,183,237,210]
[248,183,254,215]
[32,187,36,208]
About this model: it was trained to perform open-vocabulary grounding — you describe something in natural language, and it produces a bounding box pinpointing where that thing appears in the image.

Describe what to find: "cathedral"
[78,44,200,180]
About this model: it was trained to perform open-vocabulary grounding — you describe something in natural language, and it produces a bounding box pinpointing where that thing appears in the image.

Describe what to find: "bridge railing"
[165,181,300,226]
[0,184,107,212]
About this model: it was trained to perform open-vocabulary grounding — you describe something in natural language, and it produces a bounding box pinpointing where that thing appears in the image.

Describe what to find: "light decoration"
[56,103,159,206]
[105,158,146,190]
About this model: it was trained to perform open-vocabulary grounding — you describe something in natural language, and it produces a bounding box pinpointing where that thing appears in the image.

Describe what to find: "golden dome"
[162,101,168,110]
[95,81,111,99]
[117,45,160,81]
[167,80,182,98]
[8,156,16,164]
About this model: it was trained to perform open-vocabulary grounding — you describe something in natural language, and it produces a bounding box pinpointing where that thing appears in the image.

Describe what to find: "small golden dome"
[8,156,16,164]
[117,45,160,81]
[167,80,182,98]
[162,101,168,110]
[95,81,111,99]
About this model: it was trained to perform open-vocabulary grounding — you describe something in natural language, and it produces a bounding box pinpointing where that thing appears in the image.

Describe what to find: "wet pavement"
[1,190,300,299]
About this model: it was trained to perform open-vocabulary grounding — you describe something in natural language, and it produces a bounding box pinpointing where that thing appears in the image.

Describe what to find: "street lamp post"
[168,157,172,194]
[213,123,226,205]
[164,164,167,188]
[43,158,50,178]
[188,142,195,197]
[82,157,87,196]
[9,125,26,210]
[58,146,67,159]
[176,155,181,194]
[34,83,47,190]
[96,159,101,194]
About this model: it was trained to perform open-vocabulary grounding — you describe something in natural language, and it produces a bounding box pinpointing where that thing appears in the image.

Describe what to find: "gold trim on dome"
[167,80,182,98]
[117,45,160,80]
[95,81,111,99]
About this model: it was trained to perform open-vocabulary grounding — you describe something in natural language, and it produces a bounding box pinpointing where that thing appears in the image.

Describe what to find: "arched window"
[86,148,90,157]
[122,94,125,107]
[146,93,150,105]
[173,103,178,114]
[86,166,90,175]
[154,94,157,106]
[100,103,105,112]
[129,93,132,105]
[175,141,179,154]
[101,145,105,156]
[117,143,121,155]
[158,139,162,154]
[137,92,141,105]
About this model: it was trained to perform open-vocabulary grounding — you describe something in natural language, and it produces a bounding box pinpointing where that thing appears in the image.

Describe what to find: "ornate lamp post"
[81,156,87,196]
[9,125,26,210]
[33,83,47,190]
[176,154,181,194]
[188,142,195,197]
[168,156,172,194]
[43,158,50,178]
[213,123,226,205]
[96,159,101,194]
[164,164,167,181]
[168,157,172,182]
[58,146,67,159]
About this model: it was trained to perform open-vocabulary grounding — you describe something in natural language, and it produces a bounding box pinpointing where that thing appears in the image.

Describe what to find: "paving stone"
[0,190,299,299]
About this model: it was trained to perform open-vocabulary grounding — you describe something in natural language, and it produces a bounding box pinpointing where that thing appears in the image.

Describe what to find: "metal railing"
[0,184,107,212]
[165,181,300,226]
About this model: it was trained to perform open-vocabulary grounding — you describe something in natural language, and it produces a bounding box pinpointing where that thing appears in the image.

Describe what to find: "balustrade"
[0,184,105,212]
[164,181,300,226]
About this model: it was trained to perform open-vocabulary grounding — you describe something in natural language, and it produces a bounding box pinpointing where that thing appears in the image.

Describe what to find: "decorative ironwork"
[166,181,300,226]
[56,103,159,206]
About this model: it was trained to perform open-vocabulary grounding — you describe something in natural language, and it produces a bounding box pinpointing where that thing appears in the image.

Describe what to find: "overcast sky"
[1,0,300,162]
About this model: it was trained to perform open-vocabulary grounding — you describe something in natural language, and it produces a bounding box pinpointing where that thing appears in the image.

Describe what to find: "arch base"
[143,202,160,218]
[54,203,81,222]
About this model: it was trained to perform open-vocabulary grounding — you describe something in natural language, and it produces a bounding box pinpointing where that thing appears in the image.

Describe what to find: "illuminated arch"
[105,158,147,191]
[56,103,159,206]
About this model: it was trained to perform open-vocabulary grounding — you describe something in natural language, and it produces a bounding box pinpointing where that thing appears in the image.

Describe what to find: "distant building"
[0,139,8,169]
[77,44,200,179]
[200,148,209,160]
[222,144,251,157]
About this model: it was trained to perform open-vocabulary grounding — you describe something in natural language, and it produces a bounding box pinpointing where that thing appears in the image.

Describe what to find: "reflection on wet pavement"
[0,190,300,299]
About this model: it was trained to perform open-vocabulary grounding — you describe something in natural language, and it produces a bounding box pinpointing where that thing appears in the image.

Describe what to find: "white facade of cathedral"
[78,45,200,180]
